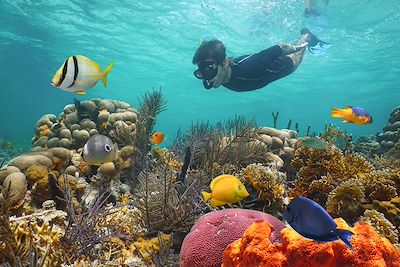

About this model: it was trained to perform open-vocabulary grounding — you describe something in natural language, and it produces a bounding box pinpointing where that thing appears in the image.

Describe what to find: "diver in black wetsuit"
[192,28,330,92]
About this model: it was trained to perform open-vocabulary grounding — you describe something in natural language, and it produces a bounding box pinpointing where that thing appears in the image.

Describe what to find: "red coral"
[179,209,285,267]
[222,219,400,267]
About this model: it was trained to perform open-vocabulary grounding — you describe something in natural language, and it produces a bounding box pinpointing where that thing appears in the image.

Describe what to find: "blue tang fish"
[283,197,354,250]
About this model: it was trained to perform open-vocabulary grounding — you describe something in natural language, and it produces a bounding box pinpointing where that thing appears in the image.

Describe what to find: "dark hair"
[192,39,226,65]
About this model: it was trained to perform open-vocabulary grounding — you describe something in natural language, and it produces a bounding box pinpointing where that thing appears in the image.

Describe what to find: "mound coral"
[240,163,285,215]
[222,219,400,267]
[179,209,285,267]
[326,179,365,223]
[360,209,399,244]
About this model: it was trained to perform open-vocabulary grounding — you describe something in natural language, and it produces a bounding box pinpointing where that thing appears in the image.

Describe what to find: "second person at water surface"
[192,28,330,91]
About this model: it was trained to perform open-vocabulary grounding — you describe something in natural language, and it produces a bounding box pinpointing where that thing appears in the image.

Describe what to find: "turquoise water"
[1,0,399,147]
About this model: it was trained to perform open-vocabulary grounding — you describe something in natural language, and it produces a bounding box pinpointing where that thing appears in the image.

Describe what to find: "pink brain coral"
[179,208,285,267]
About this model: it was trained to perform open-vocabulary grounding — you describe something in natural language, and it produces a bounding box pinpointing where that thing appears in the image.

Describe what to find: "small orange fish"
[331,106,372,125]
[150,132,165,145]
[100,122,108,129]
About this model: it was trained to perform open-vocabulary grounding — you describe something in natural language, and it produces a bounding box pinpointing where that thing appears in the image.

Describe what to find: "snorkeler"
[304,0,330,17]
[192,28,331,91]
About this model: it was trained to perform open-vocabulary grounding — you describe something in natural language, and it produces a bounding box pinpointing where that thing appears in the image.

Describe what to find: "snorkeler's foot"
[301,28,331,55]
[304,8,320,17]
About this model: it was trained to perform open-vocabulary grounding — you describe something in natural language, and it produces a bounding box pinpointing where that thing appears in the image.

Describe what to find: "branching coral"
[171,116,271,177]
[358,171,397,202]
[133,89,167,175]
[290,145,373,205]
[326,179,365,223]
[320,123,353,151]
[1,182,65,266]
[240,163,285,215]
[360,209,399,244]
[132,156,206,234]
[363,197,400,227]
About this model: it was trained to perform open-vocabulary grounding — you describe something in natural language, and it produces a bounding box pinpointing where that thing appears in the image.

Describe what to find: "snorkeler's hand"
[210,60,230,88]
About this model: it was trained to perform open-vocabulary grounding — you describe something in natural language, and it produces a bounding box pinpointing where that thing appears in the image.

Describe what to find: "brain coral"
[179,209,285,267]
[222,219,400,267]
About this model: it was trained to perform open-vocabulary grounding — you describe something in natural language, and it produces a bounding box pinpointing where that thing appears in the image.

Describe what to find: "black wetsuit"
[223,45,294,92]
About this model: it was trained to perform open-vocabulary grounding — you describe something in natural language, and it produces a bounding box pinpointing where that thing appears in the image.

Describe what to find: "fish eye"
[238,185,242,190]
[104,144,112,152]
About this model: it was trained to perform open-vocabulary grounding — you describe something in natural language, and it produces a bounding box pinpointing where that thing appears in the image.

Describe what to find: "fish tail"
[101,61,114,87]
[201,191,212,202]
[331,107,345,118]
[336,229,354,251]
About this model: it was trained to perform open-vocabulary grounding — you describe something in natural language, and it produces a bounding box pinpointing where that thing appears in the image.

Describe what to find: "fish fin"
[335,229,354,251]
[210,198,227,208]
[75,91,87,95]
[101,61,114,87]
[342,120,349,123]
[201,191,212,202]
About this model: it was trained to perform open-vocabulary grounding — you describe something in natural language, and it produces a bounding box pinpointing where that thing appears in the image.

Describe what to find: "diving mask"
[194,60,219,89]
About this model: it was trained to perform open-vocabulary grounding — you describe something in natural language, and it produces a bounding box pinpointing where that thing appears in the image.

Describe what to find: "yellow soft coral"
[241,163,285,214]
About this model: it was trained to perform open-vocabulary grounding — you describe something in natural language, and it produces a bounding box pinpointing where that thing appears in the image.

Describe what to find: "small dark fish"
[284,197,354,250]
[300,137,328,150]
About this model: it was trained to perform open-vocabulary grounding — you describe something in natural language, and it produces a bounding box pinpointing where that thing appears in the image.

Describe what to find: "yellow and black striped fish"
[51,55,113,94]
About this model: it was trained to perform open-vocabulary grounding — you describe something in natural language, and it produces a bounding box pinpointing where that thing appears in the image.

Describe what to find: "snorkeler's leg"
[287,33,309,71]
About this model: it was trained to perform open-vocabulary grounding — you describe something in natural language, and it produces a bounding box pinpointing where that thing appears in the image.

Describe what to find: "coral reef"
[32,99,138,150]
[360,209,399,244]
[240,163,286,215]
[377,105,400,157]
[179,209,285,267]
[290,145,373,205]
[222,219,400,267]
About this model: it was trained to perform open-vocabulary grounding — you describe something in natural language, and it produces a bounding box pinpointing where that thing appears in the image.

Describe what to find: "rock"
[265,153,284,169]
[119,145,134,160]
[63,104,76,114]
[26,164,48,186]
[64,112,79,128]
[32,136,49,148]
[257,134,273,147]
[60,128,72,139]
[47,137,60,148]
[80,119,96,131]
[0,166,21,184]
[179,209,285,267]
[271,136,284,149]
[72,130,90,147]
[259,127,290,140]
[49,147,72,163]
[98,99,116,113]
[59,138,72,148]
[80,100,98,116]
[3,172,28,209]
[98,162,116,178]
[282,147,295,158]
[89,129,99,136]
[98,110,111,123]
[9,154,53,173]
[36,114,57,127]
[65,165,77,175]
[70,124,81,132]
